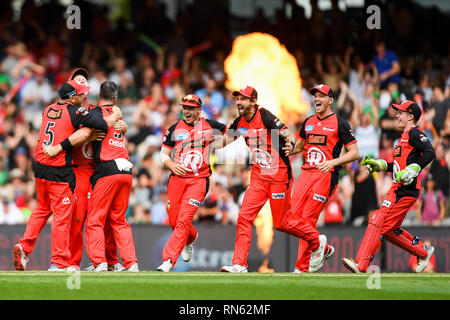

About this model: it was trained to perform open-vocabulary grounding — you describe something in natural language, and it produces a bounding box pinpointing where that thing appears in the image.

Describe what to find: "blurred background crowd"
[0,0,448,228]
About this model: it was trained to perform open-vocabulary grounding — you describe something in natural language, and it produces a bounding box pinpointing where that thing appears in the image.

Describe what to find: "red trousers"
[85,174,137,269]
[290,170,337,272]
[356,187,427,272]
[232,178,320,268]
[19,178,75,268]
[69,166,119,266]
[163,175,208,266]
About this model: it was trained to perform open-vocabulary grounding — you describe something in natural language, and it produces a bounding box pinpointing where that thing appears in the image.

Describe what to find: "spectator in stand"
[87,67,108,103]
[109,57,134,86]
[429,143,450,201]
[19,72,55,129]
[0,187,25,224]
[372,39,401,89]
[315,53,347,93]
[150,186,169,225]
[195,78,225,118]
[117,72,138,106]
[430,85,450,137]
[417,174,446,226]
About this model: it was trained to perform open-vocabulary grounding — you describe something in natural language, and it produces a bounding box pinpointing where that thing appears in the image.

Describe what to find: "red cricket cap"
[232,85,258,99]
[180,94,202,107]
[392,100,422,121]
[309,84,334,98]
[69,67,89,81]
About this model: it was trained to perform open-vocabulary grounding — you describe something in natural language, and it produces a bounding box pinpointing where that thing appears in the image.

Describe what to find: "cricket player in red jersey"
[157,94,227,272]
[68,68,125,271]
[342,100,435,273]
[219,86,329,273]
[12,80,120,271]
[84,80,139,272]
[288,84,360,273]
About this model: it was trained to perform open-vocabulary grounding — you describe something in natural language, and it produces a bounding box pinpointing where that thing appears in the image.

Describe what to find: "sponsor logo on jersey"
[180,150,204,175]
[313,194,326,202]
[305,125,314,132]
[307,134,327,145]
[271,192,285,199]
[419,134,428,143]
[251,148,272,168]
[382,200,391,208]
[322,127,335,132]
[76,106,89,116]
[189,198,201,207]
[238,127,248,135]
[182,137,206,150]
[62,197,71,205]
[47,108,62,119]
[175,133,189,141]
[274,118,282,127]
[306,147,326,166]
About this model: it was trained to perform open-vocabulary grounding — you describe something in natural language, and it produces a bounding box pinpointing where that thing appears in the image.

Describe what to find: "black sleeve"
[226,116,241,140]
[259,108,286,131]
[409,128,436,168]
[162,122,178,148]
[205,119,227,135]
[68,105,108,131]
[299,120,307,140]
[337,115,357,146]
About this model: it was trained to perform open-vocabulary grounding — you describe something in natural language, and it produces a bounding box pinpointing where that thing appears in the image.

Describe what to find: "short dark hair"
[99,80,118,101]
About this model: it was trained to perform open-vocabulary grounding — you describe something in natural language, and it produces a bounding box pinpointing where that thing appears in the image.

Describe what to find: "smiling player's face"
[183,105,202,125]
[235,95,255,118]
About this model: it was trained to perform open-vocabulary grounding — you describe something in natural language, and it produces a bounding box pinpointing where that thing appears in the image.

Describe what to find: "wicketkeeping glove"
[361,155,387,174]
[394,163,421,185]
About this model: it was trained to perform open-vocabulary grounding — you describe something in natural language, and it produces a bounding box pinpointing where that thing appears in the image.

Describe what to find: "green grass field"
[0,272,449,300]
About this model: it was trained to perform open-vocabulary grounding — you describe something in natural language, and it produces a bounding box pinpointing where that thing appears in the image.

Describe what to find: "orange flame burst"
[224,32,309,124]
[225,33,308,271]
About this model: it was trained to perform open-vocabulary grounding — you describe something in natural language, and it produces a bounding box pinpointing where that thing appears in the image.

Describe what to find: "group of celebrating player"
[12,65,436,274]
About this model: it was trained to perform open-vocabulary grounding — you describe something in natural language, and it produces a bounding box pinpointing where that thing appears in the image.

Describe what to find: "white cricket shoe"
[157,260,172,272]
[66,265,80,273]
[220,264,248,273]
[342,258,361,273]
[84,263,94,271]
[126,263,139,272]
[309,235,327,271]
[48,264,67,271]
[292,267,304,274]
[12,244,28,271]
[416,246,435,273]
[182,234,198,262]
[108,263,125,272]
[94,262,108,272]
[309,244,335,273]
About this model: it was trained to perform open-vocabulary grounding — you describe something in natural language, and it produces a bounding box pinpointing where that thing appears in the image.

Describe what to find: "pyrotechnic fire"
[225,33,309,272]
[224,32,309,124]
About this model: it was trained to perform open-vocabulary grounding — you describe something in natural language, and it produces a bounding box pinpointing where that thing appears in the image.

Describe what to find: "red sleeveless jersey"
[163,118,226,178]
[226,107,291,183]
[35,102,78,167]
[92,105,128,162]
[299,113,356,172]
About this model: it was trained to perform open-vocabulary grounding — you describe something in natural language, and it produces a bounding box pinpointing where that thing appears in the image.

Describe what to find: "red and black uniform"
[85,105,137,269]
[292,112,357,272]
[227,107,321,268]
[19,102,108,268]
[69,104,119,267]
[162,117,226,266]
[356,126,435,272]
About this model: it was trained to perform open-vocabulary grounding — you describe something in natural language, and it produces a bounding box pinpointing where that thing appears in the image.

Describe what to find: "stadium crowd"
[0,0,448,227]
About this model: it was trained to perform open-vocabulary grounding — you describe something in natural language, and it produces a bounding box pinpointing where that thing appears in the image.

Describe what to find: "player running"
[287,84,360,273]
[12,80,121,271]
[219,85,328,273]
[342,100,435,273]
[157,94,227,272]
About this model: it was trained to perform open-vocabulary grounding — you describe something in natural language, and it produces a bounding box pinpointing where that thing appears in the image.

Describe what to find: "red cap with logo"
[180,94,202,107]
[309,84,334,98]
[232,85,258,99]
[67,80,90,95]
[392,100,422,121]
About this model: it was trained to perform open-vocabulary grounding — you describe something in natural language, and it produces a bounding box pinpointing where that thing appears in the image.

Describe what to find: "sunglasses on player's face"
[182,96,201,106]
